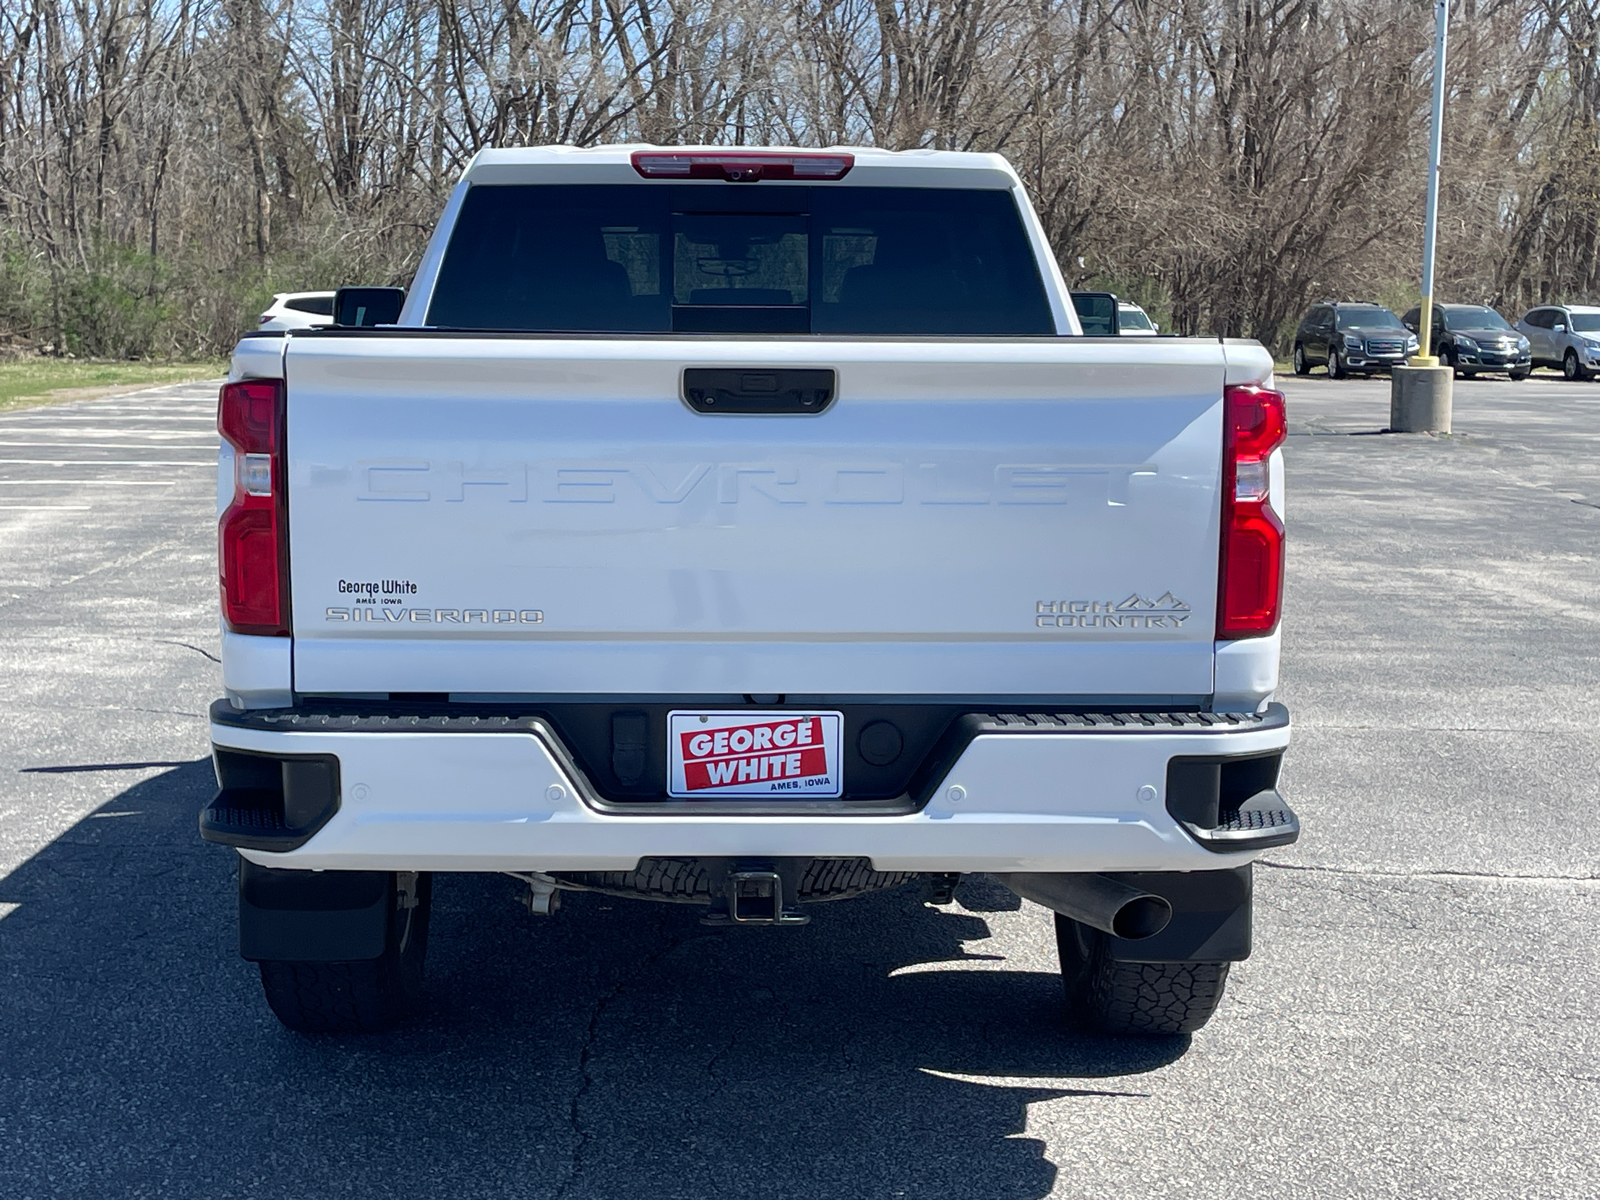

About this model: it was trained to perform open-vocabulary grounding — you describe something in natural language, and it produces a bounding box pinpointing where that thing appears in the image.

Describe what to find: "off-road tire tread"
[1055,913,1230,1036]
[557,857,714,903]
[554,857,916,904]
[1085,957,1230,1036]
[799,857,918,900]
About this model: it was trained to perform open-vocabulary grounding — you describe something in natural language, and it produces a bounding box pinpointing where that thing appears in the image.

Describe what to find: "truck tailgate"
[283,335,1237,698]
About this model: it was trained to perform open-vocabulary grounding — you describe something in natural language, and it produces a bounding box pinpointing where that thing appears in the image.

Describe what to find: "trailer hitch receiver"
[702,870,810,926]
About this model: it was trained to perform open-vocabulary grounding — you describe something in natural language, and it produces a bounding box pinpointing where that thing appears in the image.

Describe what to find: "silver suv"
[1515,305,1600,380]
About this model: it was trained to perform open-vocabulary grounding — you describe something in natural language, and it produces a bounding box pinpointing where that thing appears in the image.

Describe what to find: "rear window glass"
[426,185,1055,335]
[285,296,334,316]
[1442,306,1512,331]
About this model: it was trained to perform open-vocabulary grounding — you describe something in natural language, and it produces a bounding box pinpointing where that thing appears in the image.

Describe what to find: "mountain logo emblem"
[1113,593,1190,613]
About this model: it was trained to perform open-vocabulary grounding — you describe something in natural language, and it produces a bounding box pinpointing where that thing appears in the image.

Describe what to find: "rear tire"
[1055,913,1230,1036]
[1293,344,1310,375]
[258,873,431,1033]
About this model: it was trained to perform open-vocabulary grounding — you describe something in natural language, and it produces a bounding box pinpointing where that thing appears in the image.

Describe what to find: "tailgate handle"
[682,368,835,414]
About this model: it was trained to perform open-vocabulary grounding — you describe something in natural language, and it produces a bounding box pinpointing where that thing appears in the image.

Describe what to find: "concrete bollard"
[1390,364,1453,433]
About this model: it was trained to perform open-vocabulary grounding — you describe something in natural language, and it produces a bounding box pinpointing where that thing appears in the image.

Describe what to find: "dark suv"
[1400,304,1531,380]
[1292,302,1418,378]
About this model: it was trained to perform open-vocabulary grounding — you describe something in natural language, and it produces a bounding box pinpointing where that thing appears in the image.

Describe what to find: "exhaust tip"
[1111,895,1173,940]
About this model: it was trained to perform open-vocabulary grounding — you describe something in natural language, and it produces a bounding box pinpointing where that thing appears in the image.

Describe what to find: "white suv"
[1516,304,1600,380]
[256,291,336,331]
[1117,301,1158,335]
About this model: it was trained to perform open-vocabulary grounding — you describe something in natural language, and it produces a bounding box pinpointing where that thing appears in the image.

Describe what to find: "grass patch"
[0,359,225,412]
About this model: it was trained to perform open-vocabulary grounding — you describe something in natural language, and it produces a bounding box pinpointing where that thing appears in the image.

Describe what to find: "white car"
[256,291,335,331]
[208,145,1296,1038]
[1117,301,1158,335]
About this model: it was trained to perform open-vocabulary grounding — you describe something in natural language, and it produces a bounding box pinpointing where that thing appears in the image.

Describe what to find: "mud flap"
[1102,865,1252,963]
[238,857,391,961]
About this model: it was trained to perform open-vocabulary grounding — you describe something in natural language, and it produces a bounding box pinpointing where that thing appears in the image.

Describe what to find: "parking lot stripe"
[0,441,216,449]
[8,425,218,432]
[0,459,213,467]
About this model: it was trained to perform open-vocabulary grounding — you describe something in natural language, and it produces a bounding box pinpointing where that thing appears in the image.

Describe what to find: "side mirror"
[334,286,406,327]
[1554,324,1567,333]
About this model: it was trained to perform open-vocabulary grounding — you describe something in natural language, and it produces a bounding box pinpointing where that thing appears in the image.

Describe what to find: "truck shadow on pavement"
[0,762,1187,1199]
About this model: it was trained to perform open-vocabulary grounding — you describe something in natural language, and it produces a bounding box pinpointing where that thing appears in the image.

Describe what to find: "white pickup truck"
[204,145,1297,1037]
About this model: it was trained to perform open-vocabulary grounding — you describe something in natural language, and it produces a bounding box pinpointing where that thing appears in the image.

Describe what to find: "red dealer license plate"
[667,711,843,799]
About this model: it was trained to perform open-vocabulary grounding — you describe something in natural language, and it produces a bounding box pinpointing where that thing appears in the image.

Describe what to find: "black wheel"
[1442,345,1458,376]
[1509,368,1529,381]
[1292,344,1310,376]
[258,873,431,1033]
[1326,347,1346,379]
[1055,913,1230,1036]
[1564,349,1586,381]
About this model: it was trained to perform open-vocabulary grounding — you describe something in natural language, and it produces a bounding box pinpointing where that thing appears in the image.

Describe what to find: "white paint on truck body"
[214,145,1289,876]
[217,718,1287,874]
[282,335,1236,698]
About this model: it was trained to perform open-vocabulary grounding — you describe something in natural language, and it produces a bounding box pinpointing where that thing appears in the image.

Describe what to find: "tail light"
[631,150,854,182]
[1217,384,1287,639]
[217,379,289,636]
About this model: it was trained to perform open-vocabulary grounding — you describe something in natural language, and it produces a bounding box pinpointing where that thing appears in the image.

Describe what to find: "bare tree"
[1,0,1597,357]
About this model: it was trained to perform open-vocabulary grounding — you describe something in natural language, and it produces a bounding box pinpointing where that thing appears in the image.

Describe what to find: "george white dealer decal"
[324,574,542,625]
[667,711,843,798]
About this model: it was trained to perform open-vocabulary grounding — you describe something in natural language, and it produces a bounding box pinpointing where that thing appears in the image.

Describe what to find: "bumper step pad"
[199,751,342,852]
[202,789,294,843]
[1183,789,1300,852]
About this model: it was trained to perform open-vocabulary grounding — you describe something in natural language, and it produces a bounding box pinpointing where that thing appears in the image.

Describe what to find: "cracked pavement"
[0,374,1597,1197]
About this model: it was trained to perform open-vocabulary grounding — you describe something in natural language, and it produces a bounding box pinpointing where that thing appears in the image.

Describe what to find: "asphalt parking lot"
[1,369,1596,1198]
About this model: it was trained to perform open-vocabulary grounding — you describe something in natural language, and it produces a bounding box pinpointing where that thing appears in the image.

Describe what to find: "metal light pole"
[1392,0,1455,432]
[1413,0,1450,365]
